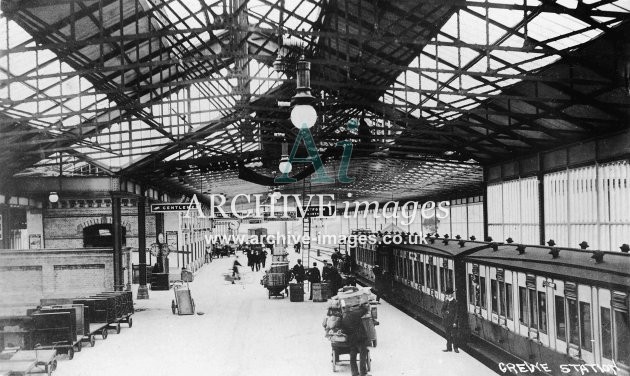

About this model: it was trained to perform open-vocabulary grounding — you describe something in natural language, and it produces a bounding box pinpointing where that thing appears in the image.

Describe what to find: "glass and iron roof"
[1,0,629,201]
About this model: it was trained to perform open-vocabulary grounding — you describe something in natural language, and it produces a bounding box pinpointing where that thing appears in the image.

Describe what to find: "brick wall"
[0,248,127,315]
[44,198,157,249]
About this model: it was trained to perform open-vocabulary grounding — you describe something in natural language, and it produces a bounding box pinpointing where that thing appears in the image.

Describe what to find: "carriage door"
[553,279,568,355]
[598,288,615,368]
[578,284,595,363]
[536,276,550,347]
[479,264,489,320]
[503,270,516,333]
[490,267,499,325]
[517,272,529,337]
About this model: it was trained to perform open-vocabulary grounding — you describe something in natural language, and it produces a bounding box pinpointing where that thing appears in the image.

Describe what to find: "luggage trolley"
[171,269,195,315]
[94,291,134,332]
[73,298,111,343]
[331,342,371,373]
[0,349,58,376]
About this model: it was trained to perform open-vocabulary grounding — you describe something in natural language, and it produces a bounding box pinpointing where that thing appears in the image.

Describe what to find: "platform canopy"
[1,0,629,202]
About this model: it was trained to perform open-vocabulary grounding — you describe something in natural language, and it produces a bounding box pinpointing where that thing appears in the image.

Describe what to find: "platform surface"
[50,252,493,376]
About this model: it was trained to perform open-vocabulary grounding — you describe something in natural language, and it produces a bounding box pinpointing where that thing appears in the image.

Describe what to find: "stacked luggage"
[323,286,378,346]
[262,250,290,299]
[323,286,378,372]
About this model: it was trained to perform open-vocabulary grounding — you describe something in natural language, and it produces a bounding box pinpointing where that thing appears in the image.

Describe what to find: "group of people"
[330,248,355,273]
[245,248,268,271]
[288,257,353,301]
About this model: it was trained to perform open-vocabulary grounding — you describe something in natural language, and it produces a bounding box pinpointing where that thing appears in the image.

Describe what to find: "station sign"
[298,205,336,218]
[150,203,195,212]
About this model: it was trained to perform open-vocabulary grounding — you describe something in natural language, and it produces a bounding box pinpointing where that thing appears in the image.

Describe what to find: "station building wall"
[0,248,122,315]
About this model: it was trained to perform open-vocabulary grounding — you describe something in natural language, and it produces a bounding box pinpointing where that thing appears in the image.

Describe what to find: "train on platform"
[352,232,630,376]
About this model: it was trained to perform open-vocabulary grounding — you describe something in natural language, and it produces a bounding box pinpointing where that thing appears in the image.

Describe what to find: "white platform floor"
[53,253,494,376]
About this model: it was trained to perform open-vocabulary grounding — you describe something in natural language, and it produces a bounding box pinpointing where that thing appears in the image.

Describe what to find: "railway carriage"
[464,244,630,376]
[354,236,630,375]
[355,236,494,336]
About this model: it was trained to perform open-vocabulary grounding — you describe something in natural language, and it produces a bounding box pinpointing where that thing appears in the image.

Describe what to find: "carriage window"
[580,302,592,351]
[614,310,630,365]
[556,296,566,341]
[413,261,419,283]
[601,307,612,360]
[479,277,486,309]
[418,262,424,285]
[407,260,413,282]
[506,283,513,319]
[568,298,579,346]
[426,264,437,290]
[498,281,505,316]
[529,289,538,329]
[469,274,476,304]
[440,268,453,293]
[491,279,498,314]
[538,292,547,333]
[519,287,529,325]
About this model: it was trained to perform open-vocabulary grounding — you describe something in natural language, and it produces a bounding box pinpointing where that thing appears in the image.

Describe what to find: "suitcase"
[339,290,369,310]
[289,283,304,302]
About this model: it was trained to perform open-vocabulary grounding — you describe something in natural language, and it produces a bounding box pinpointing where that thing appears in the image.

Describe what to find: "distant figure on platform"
[329,265,343,294]
[292,259,306,283]
[232,258,242,284]
[150,233,170,273]
[284,268,293,295]
[340,304,371,376]
[307,262,321,300]
[371,264,383,303]
[246,249,254,271]
[322,260,334,282]
[294,241,301,254]
[261,249,268,268]
[340,251,352,273]
[441,288,459,353]
[331,248,342,268]
[254,250,262,271]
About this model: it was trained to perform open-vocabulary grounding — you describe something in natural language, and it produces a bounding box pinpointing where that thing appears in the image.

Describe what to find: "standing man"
[441,288,459,353]
[322,260,333,283]
[340,305,371,376]
[371,264,383,303]
[254,250,262,271]
[307,262,321,300]
[261,248,268,268]
[331,248,342,269]
[294,241,301,254]
[292,259,306,283]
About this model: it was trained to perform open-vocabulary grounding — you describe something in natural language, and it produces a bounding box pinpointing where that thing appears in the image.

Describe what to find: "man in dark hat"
[307,262,321,300]
[322,260,334,283]
[331,248,342,269]
[441,288,459,353]
[621,244,630,253]
[292,259,306,283]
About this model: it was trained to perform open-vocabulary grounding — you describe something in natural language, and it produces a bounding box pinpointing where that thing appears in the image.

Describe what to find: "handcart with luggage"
[323,286,379,372]
[261,272,286,299]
